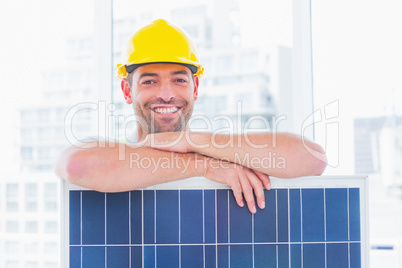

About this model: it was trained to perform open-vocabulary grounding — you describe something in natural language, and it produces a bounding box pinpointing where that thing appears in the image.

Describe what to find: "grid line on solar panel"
[69,188,362,268]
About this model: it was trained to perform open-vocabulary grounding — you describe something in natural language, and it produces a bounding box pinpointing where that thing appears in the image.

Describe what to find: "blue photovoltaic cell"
[82,191,105,245]
[69,191,81,245]
[156,190,179,244]
[230,193,252,243]
[278,244,289,268]
[326,189,348,241]
[350,188,361,241]
[217,245,229,268]
[70,187,363,267]
[302,189,325,242]
[107,246,129,268]
[204,190,216,243]
[82,246,105,268]
[180,190,203,244]
[205,245,216,268]
[254,244,276,267]
[157,246,179,268]
[217,190,228,243]
[181,245,203,268]
[303,244,325,268]
[350,243,362,268]
[130,190,142,245]
[131,246,142,267]
[70,246,80,268]
[143,190,154,244]
[277,189,289,242]
[289,189,301,242]
[327,243,348,268]
[290,244,301,268]
[106,192,129,244]
[230,245,253,268]
[254,189,276,242]
[144,246,155,268]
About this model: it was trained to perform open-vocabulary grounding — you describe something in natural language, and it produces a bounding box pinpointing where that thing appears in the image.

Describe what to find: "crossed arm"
[55,132,327,214]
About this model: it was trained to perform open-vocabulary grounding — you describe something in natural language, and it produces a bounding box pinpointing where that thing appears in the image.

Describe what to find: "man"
[56,19,327,214]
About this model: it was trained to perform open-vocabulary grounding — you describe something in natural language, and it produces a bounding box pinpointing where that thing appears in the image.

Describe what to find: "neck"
[137,125,190,141]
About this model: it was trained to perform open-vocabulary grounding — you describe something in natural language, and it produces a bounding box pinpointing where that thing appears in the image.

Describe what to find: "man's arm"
[143,132,328,178]
[55,141,270,213]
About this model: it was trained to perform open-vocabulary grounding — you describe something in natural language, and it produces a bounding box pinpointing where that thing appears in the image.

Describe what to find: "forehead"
[133,63,192,78]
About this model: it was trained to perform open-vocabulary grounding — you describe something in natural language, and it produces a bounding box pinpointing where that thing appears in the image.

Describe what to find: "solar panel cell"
[180,190,203,244]
[302,189,325,242]
[156,190,179,244]
[254,190,276,243]
[82,191,105,245]
[289,189,302,243]
[327,243,348,268]
[303,243,325,267]
[130,190,143,244]
[107,246,129,268]
[326,188,348,241]
[106,192,129,244]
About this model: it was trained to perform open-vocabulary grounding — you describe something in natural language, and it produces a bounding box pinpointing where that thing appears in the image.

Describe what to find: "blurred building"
[354,116,402,188]
[0,1,286,267]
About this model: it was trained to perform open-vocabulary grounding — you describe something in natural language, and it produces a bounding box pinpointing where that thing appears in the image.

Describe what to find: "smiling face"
[122,63,199,140]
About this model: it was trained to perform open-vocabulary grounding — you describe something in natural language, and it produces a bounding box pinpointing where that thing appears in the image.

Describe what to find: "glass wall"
[312,0,402,266]
[112,0,295,142]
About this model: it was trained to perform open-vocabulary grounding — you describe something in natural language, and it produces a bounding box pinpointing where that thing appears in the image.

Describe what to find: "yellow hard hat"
[116,19,204,80]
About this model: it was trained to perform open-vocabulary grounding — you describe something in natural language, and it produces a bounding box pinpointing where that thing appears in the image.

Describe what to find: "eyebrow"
[172,70,190,76]
[138,70,190,79]
[138,73,158,79]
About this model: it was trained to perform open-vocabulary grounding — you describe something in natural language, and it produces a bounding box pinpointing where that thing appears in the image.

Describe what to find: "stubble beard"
[135,99,193,135]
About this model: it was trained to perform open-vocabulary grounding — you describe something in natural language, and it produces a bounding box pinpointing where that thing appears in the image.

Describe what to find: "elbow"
[307,143,327,175]
[55,148,91,186]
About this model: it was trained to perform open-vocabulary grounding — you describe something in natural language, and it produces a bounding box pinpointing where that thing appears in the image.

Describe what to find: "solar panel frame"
[61,175,369,268]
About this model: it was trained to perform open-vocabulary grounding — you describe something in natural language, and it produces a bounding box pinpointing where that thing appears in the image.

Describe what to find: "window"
[25,262,38,268]
[45,201,58,211]
[5,241,19,254]
[6,221,19,233]
[44,221,58,234]
[216,55,234,74]
[241,52,258,71]
[44,263,58,268]
[5,261,19,268]
[6,202,18,212]
[24,242,38,254]
[25,221,38,233]
[6,184,18,198]
[21,147,33,160]
[44,242,58,255]
[25,201,38,212]
[25,183,37,197]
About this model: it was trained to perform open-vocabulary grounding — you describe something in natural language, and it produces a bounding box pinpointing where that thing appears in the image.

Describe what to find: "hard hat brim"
[125,62,198,75]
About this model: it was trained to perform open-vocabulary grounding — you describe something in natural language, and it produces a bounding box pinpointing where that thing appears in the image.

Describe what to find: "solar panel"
[62,176,368,268]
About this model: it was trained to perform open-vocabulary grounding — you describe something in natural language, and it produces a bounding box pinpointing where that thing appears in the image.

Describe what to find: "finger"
[254,170,271,190]
[237,168,257,214]
[244,169,266,210]
[228,179,244,208]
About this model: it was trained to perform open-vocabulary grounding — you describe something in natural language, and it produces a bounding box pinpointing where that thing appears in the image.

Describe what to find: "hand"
[203,158,271,214]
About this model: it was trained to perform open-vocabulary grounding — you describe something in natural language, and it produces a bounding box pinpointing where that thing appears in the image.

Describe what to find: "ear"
[121,79,132,104]
[193,75,199,101]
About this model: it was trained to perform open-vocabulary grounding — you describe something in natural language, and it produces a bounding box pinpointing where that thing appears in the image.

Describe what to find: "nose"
[156,81,175,102]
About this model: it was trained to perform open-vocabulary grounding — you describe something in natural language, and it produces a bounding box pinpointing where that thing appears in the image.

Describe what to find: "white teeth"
[154,107,179,114]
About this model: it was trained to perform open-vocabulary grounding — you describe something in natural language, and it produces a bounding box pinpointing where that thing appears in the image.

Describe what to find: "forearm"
[55,143,207,192]
[188,132,327,178]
